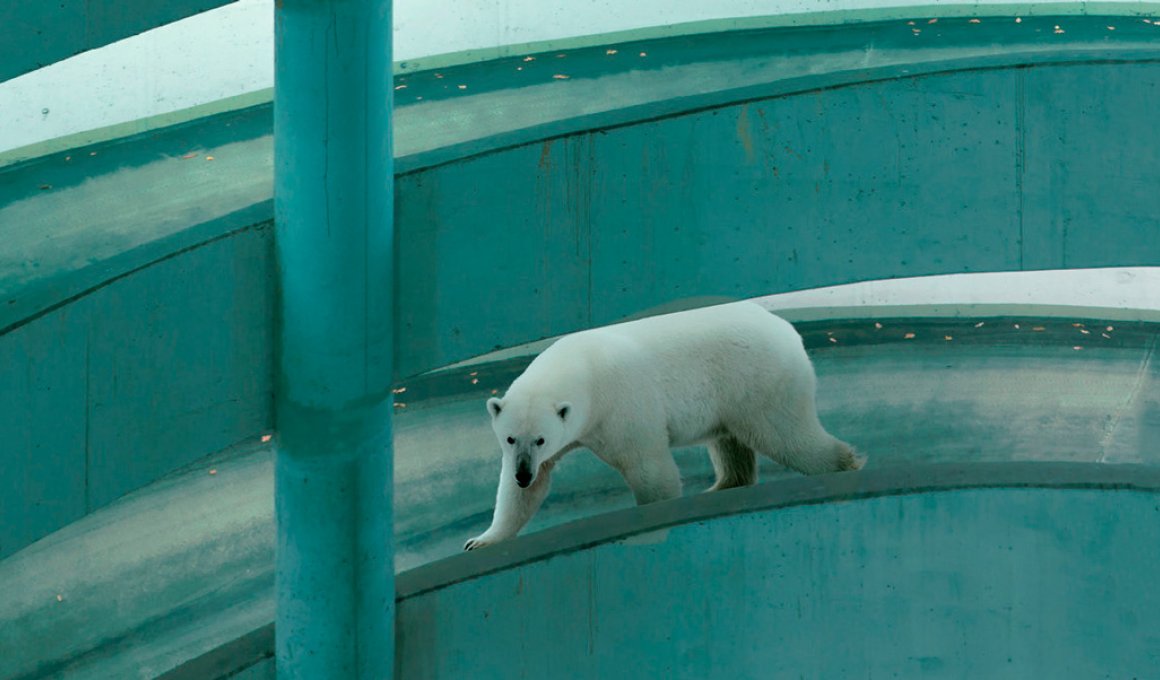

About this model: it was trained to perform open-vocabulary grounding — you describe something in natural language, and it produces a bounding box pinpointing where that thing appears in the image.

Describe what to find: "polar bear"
[464,301,862,551]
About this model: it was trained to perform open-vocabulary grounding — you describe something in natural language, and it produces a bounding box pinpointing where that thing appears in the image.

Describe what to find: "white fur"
[464,301,862,551]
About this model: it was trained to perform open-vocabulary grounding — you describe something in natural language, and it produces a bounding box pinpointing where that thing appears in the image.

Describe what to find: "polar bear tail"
[834,440,866,472]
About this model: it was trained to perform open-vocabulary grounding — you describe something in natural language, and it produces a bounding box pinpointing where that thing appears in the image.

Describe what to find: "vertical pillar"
[273,0,394,677]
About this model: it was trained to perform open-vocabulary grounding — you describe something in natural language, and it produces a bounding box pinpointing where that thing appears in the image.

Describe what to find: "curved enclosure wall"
[3,11,1160,559]
[1,10,1160,676]
[395,465,1160,678]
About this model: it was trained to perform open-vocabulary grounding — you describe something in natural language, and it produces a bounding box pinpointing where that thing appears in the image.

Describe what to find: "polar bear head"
[487,396,572,488]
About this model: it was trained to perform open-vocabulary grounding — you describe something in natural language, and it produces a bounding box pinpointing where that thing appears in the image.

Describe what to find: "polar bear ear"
[487,397,504,418]
[556,402,571,422]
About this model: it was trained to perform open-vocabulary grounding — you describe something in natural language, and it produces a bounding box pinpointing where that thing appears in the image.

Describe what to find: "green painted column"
[273,0,394,677]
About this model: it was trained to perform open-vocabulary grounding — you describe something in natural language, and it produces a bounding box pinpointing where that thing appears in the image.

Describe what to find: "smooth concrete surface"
[1,311,1157,678]
[0,219,274,560]
[396,482,1160,678]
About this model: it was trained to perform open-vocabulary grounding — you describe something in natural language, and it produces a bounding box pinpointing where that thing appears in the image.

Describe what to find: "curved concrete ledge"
[393,466,1160,678]
[8,4,1160,167]
[397,461,1160,598]
[161,461,1160,679]
[3,308,1157,676]
[4,13,1160,337]
[437,300,1160,372]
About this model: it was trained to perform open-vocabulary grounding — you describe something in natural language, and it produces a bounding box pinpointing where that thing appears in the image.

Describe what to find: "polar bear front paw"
[464,535,494,551]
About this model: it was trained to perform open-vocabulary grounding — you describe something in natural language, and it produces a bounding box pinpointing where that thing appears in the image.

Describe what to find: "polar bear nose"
[515,457,533,488]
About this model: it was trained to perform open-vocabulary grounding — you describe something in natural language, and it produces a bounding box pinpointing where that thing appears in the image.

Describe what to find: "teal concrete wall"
[0,1,237,83]
[395,61,1160,372]
[395,471,1160,678]
[2,14,1159,559]
[0,223,273,558]
[118,464,1160,679]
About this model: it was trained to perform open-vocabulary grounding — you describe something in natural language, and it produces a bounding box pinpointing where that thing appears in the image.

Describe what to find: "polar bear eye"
[535,437,545,446]
[506,436,515,445]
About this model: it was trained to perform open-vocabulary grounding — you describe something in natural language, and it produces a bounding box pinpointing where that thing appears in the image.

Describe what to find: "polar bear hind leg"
[706,436,758,491]
[731,409,863,476]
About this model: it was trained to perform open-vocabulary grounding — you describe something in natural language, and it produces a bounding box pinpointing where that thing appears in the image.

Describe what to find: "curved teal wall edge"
[395,461,1160,599]
[392,59,1160,375]
[395,477,1160,678]
[7,3,1160,168]
[396,14,1160,174]
[0,203,272,336]
[159,461,1160,679]
[3,15,1160,351]
[391,3,1160,74]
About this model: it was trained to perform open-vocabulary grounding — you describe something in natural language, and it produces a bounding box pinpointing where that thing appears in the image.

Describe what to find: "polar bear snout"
[514,454,534,488]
